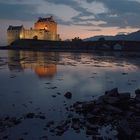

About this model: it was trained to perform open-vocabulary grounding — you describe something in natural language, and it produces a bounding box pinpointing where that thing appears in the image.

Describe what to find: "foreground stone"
[64,92,72,99]
[1,88,140,140]
[48,88,140,140]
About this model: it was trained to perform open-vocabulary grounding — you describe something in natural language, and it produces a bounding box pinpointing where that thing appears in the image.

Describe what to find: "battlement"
[7,25,24,31]
[37,16,55,23]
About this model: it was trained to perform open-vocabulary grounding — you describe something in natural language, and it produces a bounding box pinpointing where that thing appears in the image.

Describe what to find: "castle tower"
[34,16,57,34]
[7,25,24,45]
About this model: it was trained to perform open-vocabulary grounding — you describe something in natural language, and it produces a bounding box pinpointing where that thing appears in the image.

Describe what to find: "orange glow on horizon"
[58,25,139,40]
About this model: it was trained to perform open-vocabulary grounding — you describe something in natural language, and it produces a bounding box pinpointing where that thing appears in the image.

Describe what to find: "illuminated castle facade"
[7,16,60,45]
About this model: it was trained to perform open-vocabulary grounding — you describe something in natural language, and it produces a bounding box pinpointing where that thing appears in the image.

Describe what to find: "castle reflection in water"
[8,50,140,80]
[8,50,60,78]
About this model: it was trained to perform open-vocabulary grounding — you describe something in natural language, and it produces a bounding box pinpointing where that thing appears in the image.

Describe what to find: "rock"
[86,114,103,124]
[95,95,105,105]
[119,92,131,100]
[51,86,57,89]
[40,136,48,139]
[71,122,80,130]
[26,113,35,119]
[116,93,131,110]
[56,128,65,136]
[3,136,8,139]
[39,115,46,120]
[105,115,113,122]
[129,120,140,130]
[136,103,140,109]
[57,92,61,95]
[126,111,134,118]
[82,101,95,112]
[55,122,69,136]
[64,92,72,99]
[86,129,98,135]
[23,132,28,135]
[135,89,140,96]
[72,118,80,124]
[92,104,103,114]
[92,135,102,140]
[41,88,140,139]
[105,88,119,97]
[136,132,140,139]
[104,105,122,114]
[122,72,128,75]
[118,120,135,139]
[52,95,56,98]
[46,121,54,127]
[135,95,140,102]
[86,123,98,131]
[103,96,120,105]
[135,89,140,102]
[13,119,21,125]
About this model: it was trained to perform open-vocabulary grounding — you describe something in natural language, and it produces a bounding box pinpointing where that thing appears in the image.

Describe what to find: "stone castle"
[7,16,60,45]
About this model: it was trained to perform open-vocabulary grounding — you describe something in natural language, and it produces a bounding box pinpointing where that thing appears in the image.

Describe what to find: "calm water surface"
[0,50,140,140]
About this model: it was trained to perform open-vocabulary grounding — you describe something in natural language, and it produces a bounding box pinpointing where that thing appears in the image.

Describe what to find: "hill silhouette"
[84,30,140,41]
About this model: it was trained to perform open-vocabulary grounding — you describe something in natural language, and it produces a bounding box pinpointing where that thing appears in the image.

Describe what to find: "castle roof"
[8,25,24,30]
[37,16,56,23]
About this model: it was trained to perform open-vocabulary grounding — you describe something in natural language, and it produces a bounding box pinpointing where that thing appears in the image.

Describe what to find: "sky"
[0,0,140,45]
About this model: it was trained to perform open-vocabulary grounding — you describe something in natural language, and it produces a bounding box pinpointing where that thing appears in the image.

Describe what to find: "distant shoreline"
[1,39,140,52]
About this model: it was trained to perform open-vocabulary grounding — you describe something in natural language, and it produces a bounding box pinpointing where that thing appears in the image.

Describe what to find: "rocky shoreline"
[49,88,140,140]
[1,88,140,140]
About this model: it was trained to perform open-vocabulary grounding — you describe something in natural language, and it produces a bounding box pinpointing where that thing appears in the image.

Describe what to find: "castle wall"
[7,29,60,45]
[20,29,45,40]
[20,29,58,41]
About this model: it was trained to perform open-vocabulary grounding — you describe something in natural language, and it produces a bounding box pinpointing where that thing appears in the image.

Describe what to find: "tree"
[72,37,82,42]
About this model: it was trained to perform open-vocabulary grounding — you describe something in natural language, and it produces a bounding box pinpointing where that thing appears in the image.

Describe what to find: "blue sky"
[0,0,140,45]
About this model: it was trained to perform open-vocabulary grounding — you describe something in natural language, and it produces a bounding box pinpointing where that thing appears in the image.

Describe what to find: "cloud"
[73,22,95,26]
[44,0,85,13]
[97,12,140,28]
[85,0,140,28]
[86,29,102,32]
[44,0,140,28]
[97,0,140,14]
[0,0,140,32]
[43,0,140,29]
[0,3,38,21]
[78,0,108,14]
[0,1,73,26]
[55,17,72,25]
[44,0,107,15]
[44,0,109,27]
[44,0,93,19]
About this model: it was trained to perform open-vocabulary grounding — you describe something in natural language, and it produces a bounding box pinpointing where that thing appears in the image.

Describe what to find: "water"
[0,50,140,139]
